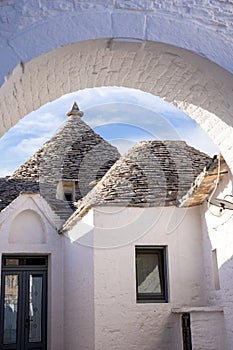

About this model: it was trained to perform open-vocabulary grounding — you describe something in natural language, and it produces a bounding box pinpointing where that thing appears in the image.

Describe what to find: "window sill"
[137,299,168,304]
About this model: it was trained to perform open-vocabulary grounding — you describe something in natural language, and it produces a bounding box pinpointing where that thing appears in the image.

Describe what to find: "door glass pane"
[4,258,19,266]
[137,253,161,293]
[25,257,47,266]
[29,275,43,343]
[3,274,18,344]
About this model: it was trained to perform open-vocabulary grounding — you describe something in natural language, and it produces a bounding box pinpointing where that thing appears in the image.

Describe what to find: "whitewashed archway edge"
[2,3,233,84]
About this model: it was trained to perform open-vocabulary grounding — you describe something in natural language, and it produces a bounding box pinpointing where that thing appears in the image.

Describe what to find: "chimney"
[66,102,84,117]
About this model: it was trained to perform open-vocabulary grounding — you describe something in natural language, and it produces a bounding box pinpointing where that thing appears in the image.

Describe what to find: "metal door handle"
[25,318,30,328]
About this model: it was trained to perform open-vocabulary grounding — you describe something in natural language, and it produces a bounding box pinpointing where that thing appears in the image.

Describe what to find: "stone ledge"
[171,306,224,313]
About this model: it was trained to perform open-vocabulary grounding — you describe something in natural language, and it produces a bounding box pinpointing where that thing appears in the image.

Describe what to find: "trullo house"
[0,104,232,350]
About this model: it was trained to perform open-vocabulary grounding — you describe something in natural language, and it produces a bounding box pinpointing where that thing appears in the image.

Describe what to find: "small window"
[64,192,73,202]
[3,256,47,267]
[56,180,75,201]
[135,246,168,303]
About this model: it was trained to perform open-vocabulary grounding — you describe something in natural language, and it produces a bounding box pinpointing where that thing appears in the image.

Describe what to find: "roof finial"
[66,102,84,117]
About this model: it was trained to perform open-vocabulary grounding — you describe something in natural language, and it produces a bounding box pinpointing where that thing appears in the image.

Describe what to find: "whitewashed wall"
[0,194,64,350]
[63,234,95,350]
[0,192,229,349]
[202,168,233,350]
[64,205,226,349]
[63,209,95,350]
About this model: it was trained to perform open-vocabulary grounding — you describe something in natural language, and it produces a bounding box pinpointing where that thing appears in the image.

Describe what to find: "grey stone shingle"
[75,140,211,210]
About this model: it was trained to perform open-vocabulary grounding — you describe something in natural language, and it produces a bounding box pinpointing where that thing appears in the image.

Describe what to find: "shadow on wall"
[219,254,233,349]
[157,313,182,350]
[63,232,95,349]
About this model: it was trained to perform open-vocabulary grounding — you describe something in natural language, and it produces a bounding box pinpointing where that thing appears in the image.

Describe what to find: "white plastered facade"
[64,197,231,350]
[0,194,64,349]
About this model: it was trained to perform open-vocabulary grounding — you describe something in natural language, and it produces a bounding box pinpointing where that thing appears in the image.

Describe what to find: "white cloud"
[181,125,219,156]
[12,112,65,135]
[0,135,50,176]
[56,86,177,114]
[85,103,182,141]
[0,167,14,177]
[10,136,48,157]
[110,139,136,155]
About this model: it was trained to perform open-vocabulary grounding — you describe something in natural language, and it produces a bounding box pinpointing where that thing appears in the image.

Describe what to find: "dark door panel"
[0,256,47,350]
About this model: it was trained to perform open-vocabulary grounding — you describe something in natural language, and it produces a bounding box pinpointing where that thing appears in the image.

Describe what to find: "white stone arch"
[1,0,233,82]
[0,39,233,171]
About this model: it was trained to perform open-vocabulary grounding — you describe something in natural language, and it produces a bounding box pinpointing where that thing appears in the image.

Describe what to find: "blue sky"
[0,86,219,177]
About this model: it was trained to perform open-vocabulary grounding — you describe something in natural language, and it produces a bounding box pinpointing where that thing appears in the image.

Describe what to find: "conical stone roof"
[11,115,120,201]
[73,141,211,212]
[1,112,120,225]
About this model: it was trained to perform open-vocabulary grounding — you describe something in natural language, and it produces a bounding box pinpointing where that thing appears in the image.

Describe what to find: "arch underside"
[0,39,233,170]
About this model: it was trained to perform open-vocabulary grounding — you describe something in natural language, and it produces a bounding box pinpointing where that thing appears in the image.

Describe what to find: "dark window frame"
[135,246,168,303]
[0,255,48,349]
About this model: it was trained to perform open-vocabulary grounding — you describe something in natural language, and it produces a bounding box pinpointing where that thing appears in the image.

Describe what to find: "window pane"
[137,253,162,294]
[4,258,19,266]
[29,275,43,343]
[3,274,18,344]
[25,257,47,266]
[3,257,47,266]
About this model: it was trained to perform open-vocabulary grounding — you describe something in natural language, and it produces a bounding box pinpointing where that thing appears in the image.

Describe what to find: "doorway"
[0,256,47,350]
[182,313,192,350]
